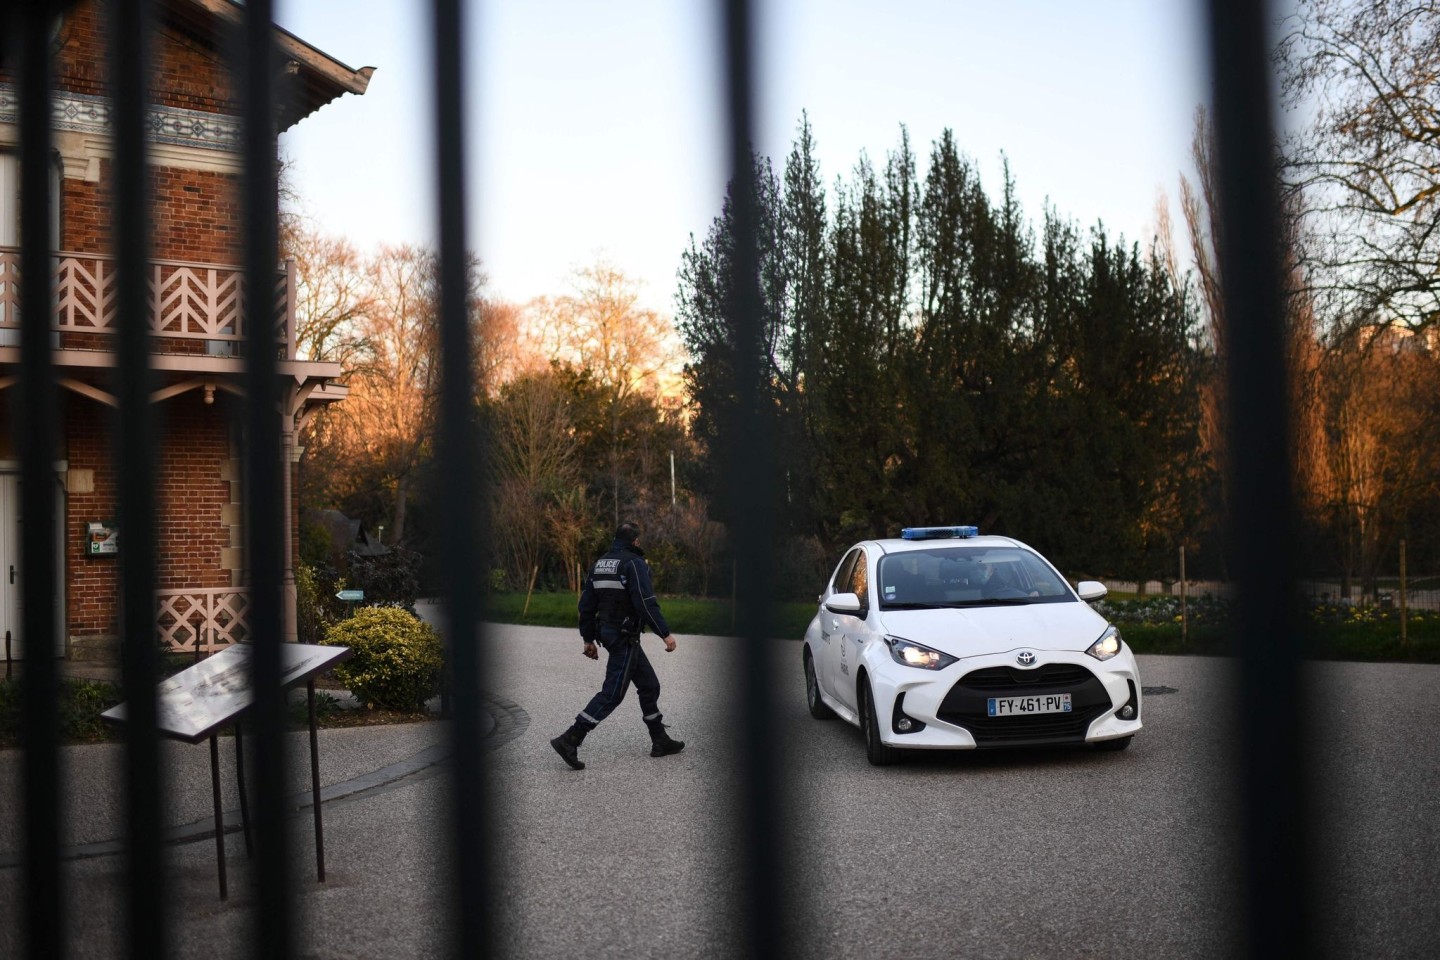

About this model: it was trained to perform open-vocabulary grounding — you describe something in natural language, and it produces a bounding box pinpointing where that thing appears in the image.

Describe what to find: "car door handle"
[7,565,12,585]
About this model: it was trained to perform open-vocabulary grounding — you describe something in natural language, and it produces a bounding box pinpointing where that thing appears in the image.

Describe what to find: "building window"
[0,152,19,247]
[0,152,62,346]
[0,151,61,246]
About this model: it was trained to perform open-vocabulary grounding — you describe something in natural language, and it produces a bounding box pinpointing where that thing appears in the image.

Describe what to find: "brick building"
[0,0,371,659]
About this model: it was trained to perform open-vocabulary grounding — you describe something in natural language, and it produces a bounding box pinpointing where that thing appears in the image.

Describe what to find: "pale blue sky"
[277,1,1210,312]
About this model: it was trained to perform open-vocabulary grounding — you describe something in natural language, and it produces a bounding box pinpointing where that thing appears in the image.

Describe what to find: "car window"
[832,549,860,594]
[845,548,870,603]
[878,546,1074,608]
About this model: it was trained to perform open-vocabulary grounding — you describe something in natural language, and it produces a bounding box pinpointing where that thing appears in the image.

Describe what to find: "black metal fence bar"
[4,3,1341,957]
[719,0,785,955]
[431,0,494,955]
[1204,0,1317,955]
[17,2,63,957]
[237,1,293,955]
[109,0,168,955]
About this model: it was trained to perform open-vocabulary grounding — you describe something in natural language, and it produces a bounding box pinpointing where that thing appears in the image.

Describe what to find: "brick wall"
[3,1,249,262]
[65,390,239,640]
[1,1,308,647]
[19,1,238,114]
[65,396,118,639]
[60,163,241,260]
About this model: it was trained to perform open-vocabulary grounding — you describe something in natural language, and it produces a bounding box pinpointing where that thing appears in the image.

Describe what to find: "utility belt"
[598,617,641,645]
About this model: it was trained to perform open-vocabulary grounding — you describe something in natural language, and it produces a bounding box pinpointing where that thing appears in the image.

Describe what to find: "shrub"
[346,546,423,612]
[322,606,442,712]
[296,561,346,647]
[58,679,121,741]
[1091,594,1233,626]
[0,678,121,745]
[299,515,336,570]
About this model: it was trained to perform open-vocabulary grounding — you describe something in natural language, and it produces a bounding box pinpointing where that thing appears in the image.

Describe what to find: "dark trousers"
[576,625,661,729]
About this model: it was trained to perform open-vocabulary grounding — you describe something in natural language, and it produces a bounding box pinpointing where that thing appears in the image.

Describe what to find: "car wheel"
[861,679,901,766]
[804,649,835,720]
[1094,736,1133,752]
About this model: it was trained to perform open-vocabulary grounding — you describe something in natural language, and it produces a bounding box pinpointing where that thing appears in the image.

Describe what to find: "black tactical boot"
[550,723,590,770]
[646,718,685,758]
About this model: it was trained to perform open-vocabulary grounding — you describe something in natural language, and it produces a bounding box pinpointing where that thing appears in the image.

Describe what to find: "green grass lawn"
[488,590,816,638]
[1080,619,1440,662]
[488,590,1440,662]
[4,596,1434,749]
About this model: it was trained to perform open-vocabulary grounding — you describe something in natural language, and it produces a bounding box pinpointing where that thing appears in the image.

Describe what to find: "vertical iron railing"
[111,1,168,959]
[238,1,294,955]
[719,0,786,957]
[430,0,495,956]
[1204,0,1317,956]
[6,1,1327,958]
[17,1,62,958]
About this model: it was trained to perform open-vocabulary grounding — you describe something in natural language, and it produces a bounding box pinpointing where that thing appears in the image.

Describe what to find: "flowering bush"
[1091,594,1427,628]
[1306,600,1424,624]
[1090,595,1232,626]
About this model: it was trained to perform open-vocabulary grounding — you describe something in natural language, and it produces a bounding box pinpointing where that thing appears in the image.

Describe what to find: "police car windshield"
[877,546,1075,609]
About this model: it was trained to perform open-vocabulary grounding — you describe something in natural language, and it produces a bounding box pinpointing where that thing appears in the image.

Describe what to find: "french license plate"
[987,693,1072,717]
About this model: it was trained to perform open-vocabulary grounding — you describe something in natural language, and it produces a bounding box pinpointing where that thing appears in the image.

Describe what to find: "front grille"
[950,704,1111,745]
[938,662,1111,747]
[954,664,1093,690]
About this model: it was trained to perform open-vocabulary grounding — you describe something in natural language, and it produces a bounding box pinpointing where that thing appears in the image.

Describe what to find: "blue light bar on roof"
[901,525,979,540]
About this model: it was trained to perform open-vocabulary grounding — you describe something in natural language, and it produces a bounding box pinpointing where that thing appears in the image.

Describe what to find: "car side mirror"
[1076,580,1107,602]
[825,592,862,614]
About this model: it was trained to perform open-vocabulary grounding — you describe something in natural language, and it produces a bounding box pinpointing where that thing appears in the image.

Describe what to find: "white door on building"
[0,474,66,659]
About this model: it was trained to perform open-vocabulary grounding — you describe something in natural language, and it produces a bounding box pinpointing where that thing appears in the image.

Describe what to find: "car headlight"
[884,636,958,670]
[1086,625,1122,661]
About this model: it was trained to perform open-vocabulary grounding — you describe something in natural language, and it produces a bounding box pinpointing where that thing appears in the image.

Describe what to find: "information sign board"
[102,642,352,744]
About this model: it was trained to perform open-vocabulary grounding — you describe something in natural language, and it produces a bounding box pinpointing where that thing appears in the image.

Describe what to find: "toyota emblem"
[1016,651,1036,666]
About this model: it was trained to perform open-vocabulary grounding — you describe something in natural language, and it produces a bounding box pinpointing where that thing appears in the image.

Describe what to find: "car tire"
[804,649,835,720]
[1094,735,1133,752]
[861,679,901,766]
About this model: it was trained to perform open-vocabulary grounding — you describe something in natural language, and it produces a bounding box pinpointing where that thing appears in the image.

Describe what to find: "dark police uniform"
[550,538,684,769]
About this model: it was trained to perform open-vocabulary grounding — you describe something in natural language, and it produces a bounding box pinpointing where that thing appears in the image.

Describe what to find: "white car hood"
[876,601,1110,658]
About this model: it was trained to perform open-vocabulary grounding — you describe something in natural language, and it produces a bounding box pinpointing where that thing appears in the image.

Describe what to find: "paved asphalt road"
[2,625,1438,958]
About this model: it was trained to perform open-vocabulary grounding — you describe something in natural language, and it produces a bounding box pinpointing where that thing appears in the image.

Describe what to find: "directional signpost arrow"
[336,589,364,617]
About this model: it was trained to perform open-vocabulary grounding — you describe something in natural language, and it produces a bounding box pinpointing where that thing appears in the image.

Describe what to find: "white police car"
[802,526,1141,765]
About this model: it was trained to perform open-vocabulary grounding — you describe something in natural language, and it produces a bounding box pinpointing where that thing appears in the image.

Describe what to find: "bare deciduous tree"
[1278,0,1440,330]
[1180,109,1331,571]
[492,370,580,587]
[287,223,372,367]
[335,244,439,543]
[525,262,683,526]
[543,485,597,593]
[1320,328,1440,593]
[296,238,513,542]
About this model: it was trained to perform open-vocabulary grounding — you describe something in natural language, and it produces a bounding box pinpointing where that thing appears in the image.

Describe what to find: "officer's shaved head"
[616,521,641,544]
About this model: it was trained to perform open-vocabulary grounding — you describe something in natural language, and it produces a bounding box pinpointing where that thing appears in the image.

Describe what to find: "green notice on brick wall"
[87,520,118,556]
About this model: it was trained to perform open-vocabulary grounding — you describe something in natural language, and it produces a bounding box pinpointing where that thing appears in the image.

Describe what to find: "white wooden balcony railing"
[156,587,251,654]
[0,247,295,358]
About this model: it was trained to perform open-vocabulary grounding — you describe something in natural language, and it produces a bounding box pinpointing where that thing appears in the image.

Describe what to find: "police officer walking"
[550,521,685,770]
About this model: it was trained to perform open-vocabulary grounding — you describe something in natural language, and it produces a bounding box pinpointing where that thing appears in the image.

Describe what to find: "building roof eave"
[164,0,374,131]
